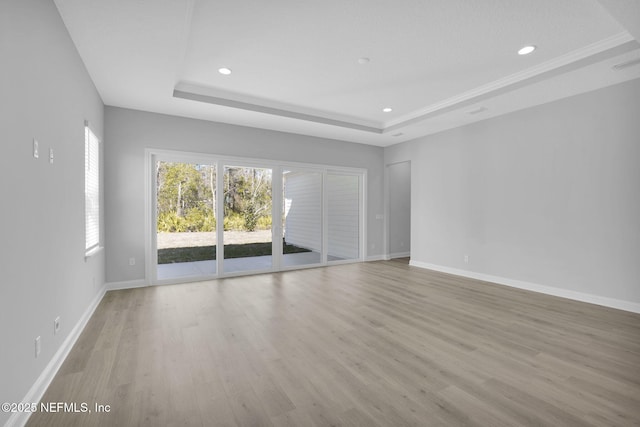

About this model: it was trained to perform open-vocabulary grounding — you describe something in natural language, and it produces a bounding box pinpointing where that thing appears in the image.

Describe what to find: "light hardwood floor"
[27,260,640,426]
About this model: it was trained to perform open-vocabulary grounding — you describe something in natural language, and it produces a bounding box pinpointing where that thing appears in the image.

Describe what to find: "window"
[85,122,100,254]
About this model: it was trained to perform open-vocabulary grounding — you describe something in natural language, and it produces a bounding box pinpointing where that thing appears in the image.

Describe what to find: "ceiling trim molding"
[173,33,637,136]
[384,31,636,130]
[384,34,638,133]
[173,89,384,134]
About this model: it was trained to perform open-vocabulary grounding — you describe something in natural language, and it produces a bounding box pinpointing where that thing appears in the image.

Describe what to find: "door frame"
[144,148,366,285]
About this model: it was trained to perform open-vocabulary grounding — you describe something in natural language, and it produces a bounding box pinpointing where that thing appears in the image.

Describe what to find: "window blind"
[85,124,100,252]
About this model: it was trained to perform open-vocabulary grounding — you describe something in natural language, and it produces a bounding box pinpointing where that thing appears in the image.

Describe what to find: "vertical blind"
[85,123,100,252]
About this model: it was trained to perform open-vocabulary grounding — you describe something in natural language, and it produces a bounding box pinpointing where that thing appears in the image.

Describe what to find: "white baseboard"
[367,253,409,262]
[6,285,107,427]
[389,251,410,259]
[107,279,147,291]
[409,260,640,314]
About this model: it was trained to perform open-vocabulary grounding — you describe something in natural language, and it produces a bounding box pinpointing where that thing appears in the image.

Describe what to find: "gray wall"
[104,107,385,283]
[0,0,105,423]
[387,161,411,257]
[385,78,640,304]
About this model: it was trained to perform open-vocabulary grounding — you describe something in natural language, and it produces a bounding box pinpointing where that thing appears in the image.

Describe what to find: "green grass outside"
[158,241,310,264]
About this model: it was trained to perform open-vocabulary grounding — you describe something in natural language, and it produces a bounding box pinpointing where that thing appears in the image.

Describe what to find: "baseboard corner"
[6,286,106,427]
[409,260,640,314]
[106,279,147,291]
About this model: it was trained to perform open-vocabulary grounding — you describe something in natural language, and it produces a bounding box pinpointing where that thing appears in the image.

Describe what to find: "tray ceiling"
[54,0,640,146]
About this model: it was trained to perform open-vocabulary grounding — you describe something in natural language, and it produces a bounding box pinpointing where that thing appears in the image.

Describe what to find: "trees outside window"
[156,162,272,233]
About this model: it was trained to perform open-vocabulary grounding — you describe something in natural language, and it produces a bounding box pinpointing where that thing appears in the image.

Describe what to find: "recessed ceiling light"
[518,45,536,55]
[218,67,232,75]
[382,107,393,113]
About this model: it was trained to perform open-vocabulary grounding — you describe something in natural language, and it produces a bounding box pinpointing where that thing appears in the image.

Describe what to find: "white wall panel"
[284,172,322,251]
[327,174,360,260]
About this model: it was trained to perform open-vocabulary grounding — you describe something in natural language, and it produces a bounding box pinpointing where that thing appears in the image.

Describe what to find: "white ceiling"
[54,0,640,147]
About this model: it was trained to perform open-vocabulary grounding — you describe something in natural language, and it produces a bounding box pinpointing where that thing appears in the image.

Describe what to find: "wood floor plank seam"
[26,260,640,427]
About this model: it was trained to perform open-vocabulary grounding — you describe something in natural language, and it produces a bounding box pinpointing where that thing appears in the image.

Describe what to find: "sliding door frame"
[144,148,366,285]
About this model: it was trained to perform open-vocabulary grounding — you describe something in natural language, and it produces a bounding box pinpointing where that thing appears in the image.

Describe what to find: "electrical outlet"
[35,336,41,358]
[54,317,60,335]
[49,148,54,164]
[129,257,136,266]
[33,138,39,158]
[464,255,469,263]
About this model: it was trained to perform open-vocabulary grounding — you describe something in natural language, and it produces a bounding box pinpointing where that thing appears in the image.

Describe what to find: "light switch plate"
[49,148,54,164]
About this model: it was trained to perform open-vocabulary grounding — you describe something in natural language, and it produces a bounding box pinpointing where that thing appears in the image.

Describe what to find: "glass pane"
[327,173,360,261]
[223,165,273,273]
[156,161,216,280]
[282,170,322,267]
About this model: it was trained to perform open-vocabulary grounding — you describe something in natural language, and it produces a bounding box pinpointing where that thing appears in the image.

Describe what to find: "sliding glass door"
[223,165,273,274]
[282,169,323,267]
[155,160,216,281]
[327,172,361,262]
[149,150,365,283]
